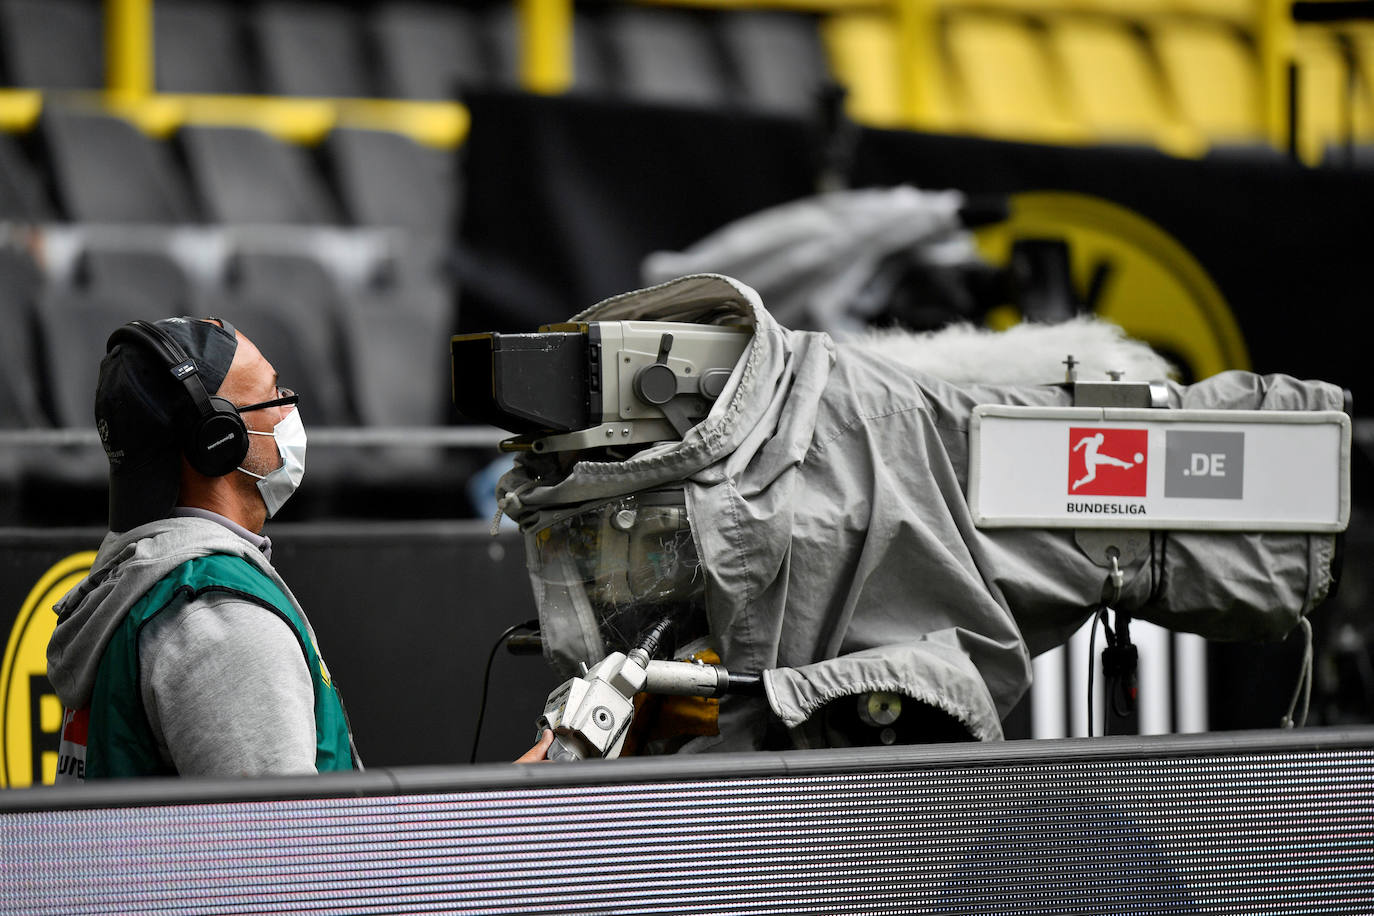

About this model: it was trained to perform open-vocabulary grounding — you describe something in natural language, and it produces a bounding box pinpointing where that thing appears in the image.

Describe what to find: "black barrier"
[3,727,1373,914]
[0,522,560,787]
[6,515,1373,788]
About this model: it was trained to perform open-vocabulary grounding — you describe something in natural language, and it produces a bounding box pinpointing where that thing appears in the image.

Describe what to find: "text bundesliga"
[1066,501,1148,515]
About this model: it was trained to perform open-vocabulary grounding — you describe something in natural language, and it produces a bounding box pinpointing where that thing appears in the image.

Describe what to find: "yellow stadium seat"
[940,0,1084,11]
[820,11,906,127]
[1293,26,1356,163]
[1054,0,1175,17]
[943,11,1084,141]
[1341,23,1374,141]
[1045,14,1201,153]
[1150,19,1266,143]
[1164,0,1260,26]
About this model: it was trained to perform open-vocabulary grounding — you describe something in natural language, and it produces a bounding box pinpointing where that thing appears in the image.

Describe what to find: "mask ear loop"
[235,427,275,479]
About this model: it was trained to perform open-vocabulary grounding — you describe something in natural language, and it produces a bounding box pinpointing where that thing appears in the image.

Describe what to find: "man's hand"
[515,728,555,763]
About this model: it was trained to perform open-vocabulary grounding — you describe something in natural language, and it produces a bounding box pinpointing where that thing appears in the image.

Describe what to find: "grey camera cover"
[497,274,1342,750]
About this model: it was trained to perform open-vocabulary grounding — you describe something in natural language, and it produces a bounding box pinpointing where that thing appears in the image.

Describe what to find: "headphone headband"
[114,320,218,418]
[107,319,249,477]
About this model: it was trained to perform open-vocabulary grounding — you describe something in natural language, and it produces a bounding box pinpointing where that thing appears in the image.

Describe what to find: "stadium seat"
[75,246,198,315]
[1293,27,1357,164]
[330,282,459,504]
[179,124,342,225]
[251,0,376,98]
[211,250,370,515]
[943,11,1082,140]
[340,285,451,428]
[0,245,47,428]
[326,127,458,234]
[599,6,733,107]
[40,107,201,223]
[1150,18,1266,143]
[716,10,832,115]
[154,0,259,94]
[568,9,617,96]
[35,287,146,429]
[0,0,103,89]
[369,1,493,99]
[1165,0,1258,25]
[20,286,123,522]
[1044,14,1193,150]
[332,230,454,428]
[480,1,599,92]
[478,2,613,94]
[219,250,357,427]
[1345,24,1374,141]
[819,11,906,127]
[0,130,55,222]
[480,4,614,96]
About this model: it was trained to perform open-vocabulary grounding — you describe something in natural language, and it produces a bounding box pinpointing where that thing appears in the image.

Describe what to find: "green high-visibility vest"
[84,553,355,778]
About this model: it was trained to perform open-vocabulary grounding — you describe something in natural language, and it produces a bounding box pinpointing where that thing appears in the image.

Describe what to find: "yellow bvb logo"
[2,552,96,788]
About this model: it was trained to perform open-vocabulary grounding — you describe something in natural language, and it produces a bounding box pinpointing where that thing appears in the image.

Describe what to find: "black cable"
[633,613,676,660]
[1107,611,1138,719]
[470,619,539,764]
[1087,606,1105,738]
[1088,606,1139,736]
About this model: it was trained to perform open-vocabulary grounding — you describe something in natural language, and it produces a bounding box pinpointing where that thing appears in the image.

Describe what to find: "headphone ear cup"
[187,398,249,477]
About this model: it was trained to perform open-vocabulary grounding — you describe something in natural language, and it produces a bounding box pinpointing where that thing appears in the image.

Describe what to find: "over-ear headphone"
[106,319,249,477]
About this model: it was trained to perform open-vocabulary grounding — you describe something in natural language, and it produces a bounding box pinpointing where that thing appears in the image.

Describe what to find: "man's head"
[97,317,300,533]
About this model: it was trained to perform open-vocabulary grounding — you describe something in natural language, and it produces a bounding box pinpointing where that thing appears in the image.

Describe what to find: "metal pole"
[106,0,153,98]
[518,0,573,94]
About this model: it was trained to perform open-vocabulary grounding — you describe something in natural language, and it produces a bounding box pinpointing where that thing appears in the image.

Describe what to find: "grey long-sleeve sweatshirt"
[47,515,324,778]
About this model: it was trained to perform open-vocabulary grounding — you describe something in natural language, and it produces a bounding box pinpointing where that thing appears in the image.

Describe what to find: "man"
[46,317,552,780]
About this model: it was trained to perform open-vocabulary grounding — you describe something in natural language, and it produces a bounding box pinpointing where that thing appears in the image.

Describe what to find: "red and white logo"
[1068,427,1148,496]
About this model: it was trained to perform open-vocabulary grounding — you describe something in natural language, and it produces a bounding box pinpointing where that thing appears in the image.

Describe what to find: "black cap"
[97,317,239,532]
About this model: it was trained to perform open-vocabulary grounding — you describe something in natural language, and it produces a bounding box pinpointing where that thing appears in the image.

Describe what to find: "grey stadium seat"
[217,251,357,427]
[251,0,375,98]
[337,245,454,428]
[0,248,37,519]
[599,7,731,107]
[0,0,103,89]
[0,130,55,222]
[481,4,613,95]
[179,124,342,225]
[371,2,610,100]
[40,107,201,223]
[326,127,458,234]
[21,288,129,519]
[75,246,199,314]
[717,10,832,115]
[369,1,491,99]
[154,0,259,94]
[0,245,47,427]
[209,252,366,510]
[35,288,148,429]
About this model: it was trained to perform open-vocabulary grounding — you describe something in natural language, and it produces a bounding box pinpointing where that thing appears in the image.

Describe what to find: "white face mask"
[238,408,306,518]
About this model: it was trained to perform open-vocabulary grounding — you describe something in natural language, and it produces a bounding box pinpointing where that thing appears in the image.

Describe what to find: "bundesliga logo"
[1068,427,1148,497]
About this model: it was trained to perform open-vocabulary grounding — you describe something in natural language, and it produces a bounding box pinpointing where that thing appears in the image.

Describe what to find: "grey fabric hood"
[47,517,294,710]
[497,274,1343,749]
